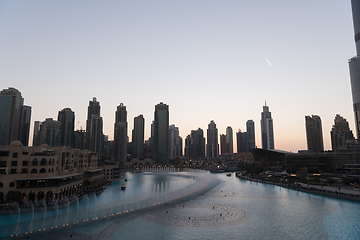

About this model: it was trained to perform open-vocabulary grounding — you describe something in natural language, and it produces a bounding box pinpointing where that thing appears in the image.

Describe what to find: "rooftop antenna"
[265,100,267,106]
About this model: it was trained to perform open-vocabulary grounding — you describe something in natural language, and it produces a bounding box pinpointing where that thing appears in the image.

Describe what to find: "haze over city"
[0,0,356,152]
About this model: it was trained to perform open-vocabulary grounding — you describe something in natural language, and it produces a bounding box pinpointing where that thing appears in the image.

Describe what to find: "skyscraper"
[349,0,360,138]
[330,114,355,152]
[185,128,205,159]
[32,121,41,146]
[58,108,75,147]
[206,120,219,159]
[153,102,169,164]
[114,103,127,167]
[132,114,144,159]
[226,126,233,154]
[169,124,182,159]
[0,87,31,146]
[85,97,103,154]
[236,129,247,153]
[246,120,255,152]
[261,103,274,150]
[19,105,31,146]
[305,115,324,153]
[38,118,61,147]
[220,134,227,155]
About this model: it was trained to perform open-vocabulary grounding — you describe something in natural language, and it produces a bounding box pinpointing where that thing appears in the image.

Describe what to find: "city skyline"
[0,1,356,152]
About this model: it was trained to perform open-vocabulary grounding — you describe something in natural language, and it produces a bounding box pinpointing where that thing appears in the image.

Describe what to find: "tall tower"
[19,105,31,146]
[246,120,255,152]
[349,0,360,138]
[236,129,247,153]
[206,120,219,158]
[39,118,61,147]
[261,103,274,150]
[132,114,144,159]
[330,114,355,151]
[0,87,31,146]
[114,103,127,167]
[58,108,75,147]
[189,128,205,159]
[305,115,324,153]
[220,134,227,155]
[153,102,169,164]
[32,121,41,146]
[169,124,182,159]
[85,97,103,154]
[226,126,233,154]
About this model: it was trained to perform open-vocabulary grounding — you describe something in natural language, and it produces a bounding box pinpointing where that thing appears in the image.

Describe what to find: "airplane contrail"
[264,56,272,66]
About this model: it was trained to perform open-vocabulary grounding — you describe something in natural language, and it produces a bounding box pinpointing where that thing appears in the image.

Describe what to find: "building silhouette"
[169,124,182,159]
[132,114,144,159]
[85,97,103,154]
[246,120,255,152]
[38,118,61,147]
[0,87,31,146]
[236,129,247,153]
[32,121,41,146]
[349,0,360,138]
[261,103,274,150]
[58,108,75,147]
[114,103,127,167]
[305,115,324,153]
[19,105,31,146]
[330,114,355,152]
[220,134,227,155]
[185,128,205,159]
[153,102,169,164]
[206,120,219,159]
[226,126,233,154]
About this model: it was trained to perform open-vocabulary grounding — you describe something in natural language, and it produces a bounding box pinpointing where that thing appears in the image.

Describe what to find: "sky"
[0,0,356,153]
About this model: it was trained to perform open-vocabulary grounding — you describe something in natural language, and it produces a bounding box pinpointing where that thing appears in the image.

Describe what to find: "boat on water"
[226,173,231,177]
[121,184,126,190]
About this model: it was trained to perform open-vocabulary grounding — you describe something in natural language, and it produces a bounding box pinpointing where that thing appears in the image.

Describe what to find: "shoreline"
[236,174,360,203]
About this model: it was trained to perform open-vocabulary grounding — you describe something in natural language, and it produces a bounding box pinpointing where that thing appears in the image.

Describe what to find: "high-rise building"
[0,87,31,146]
[169,124,182,159]
[236,129,247,153]
[114,103,127,167]
[184,135,191,158]
[32,121,41,146]
[58,108,75,147]
[220,134,227,155]
[19,105,31,146]
[226,126,233,154]
[39,118,61,147]
[153,102,169,164]
[185,128,205,159]
[246,120,255,152]
[74,129,86,150]
[349,0,360,138]
[261,103,274,150]
[132,115,144,159]
[330,114,355,152]
[206,120,219,159]
[305,115,324,153]
[85,97,103,154]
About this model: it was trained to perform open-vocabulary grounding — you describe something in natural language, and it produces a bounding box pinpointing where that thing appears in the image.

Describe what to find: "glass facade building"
[349,0,360,138]
[153,102,169,164]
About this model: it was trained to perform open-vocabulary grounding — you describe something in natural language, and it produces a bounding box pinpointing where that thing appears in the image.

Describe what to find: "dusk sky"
[0,1,356,152]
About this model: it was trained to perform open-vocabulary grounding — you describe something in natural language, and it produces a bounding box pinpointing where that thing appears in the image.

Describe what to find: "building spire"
[265,100,267,106]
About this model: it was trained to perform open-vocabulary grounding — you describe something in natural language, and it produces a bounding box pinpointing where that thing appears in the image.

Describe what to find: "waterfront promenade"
[236,173,360,202]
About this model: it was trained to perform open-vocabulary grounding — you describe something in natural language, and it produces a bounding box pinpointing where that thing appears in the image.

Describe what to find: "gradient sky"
[0,0,356,153]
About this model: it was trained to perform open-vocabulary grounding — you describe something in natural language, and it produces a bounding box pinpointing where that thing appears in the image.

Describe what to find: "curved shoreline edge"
[236,174,360,203]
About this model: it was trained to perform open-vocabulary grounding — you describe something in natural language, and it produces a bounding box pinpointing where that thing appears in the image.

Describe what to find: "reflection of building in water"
[0,141,104,204]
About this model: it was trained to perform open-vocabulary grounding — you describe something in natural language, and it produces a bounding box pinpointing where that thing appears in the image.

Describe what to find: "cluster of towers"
[1,86,279,165]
